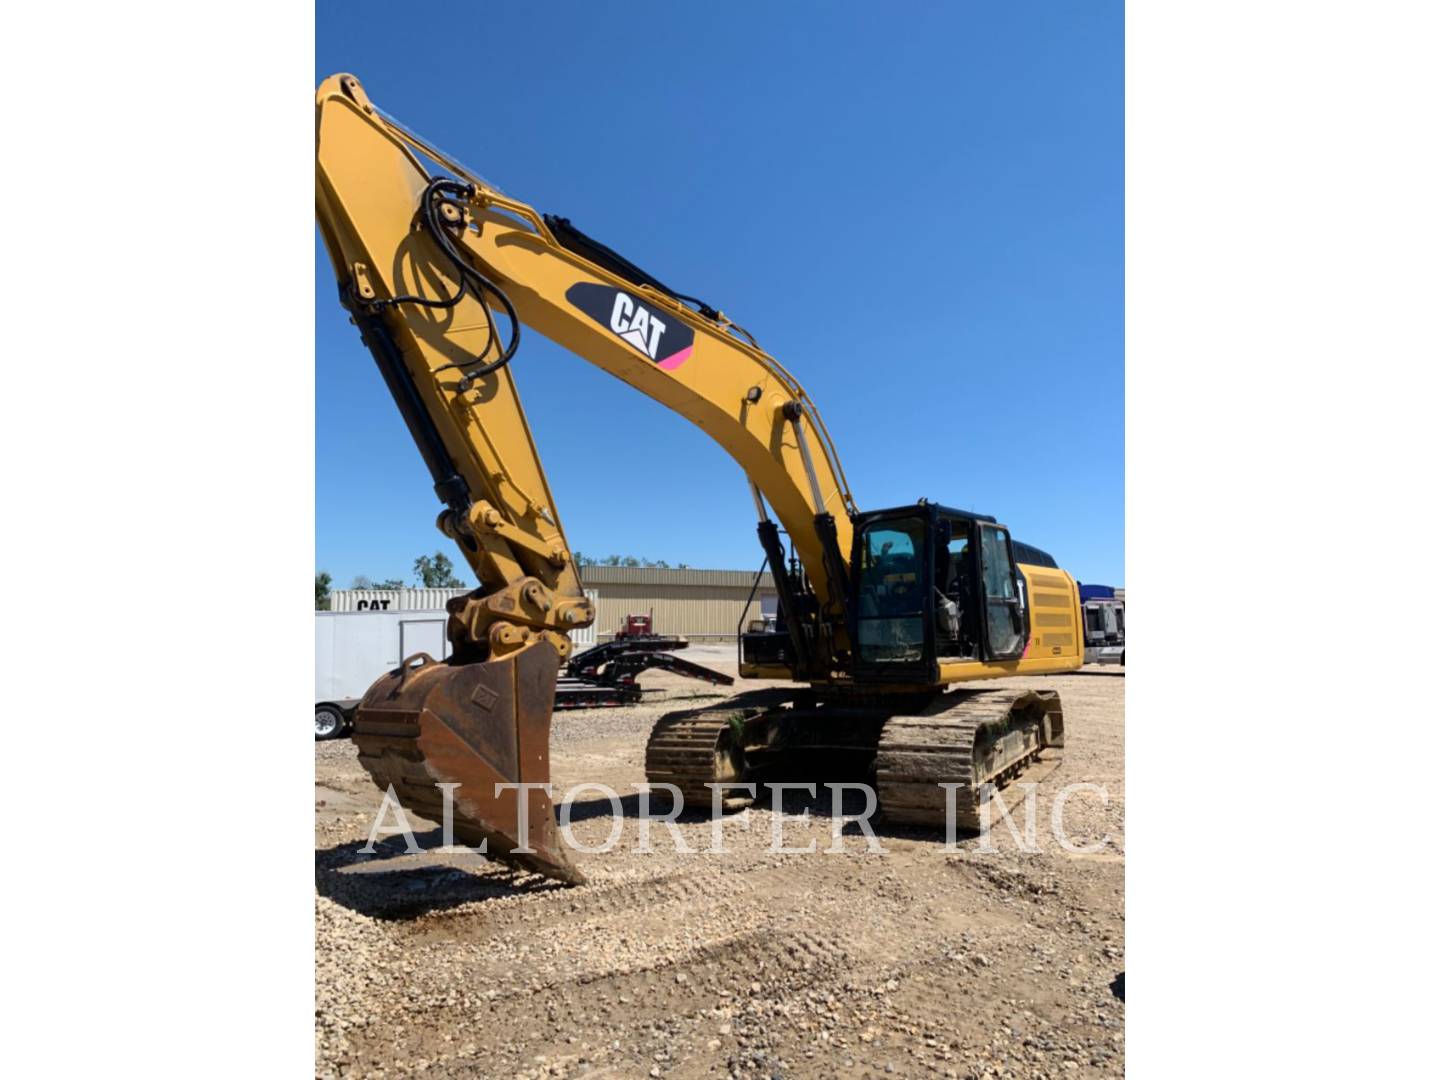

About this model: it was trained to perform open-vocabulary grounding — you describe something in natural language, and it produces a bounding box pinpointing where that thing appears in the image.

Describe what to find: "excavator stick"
[350,641,584,884]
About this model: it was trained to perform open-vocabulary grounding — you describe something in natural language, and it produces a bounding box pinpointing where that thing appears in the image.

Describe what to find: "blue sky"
[316,1,1123,589]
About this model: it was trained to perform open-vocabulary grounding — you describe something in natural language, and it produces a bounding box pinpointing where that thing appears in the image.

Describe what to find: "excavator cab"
[849,504,1031,683]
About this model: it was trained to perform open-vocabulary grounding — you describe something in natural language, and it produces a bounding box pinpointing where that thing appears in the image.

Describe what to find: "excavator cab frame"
[848,503,1032,685]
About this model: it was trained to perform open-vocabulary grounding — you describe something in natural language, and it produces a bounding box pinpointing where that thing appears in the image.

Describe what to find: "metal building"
[328,566,776,643]
[579,566,777,642]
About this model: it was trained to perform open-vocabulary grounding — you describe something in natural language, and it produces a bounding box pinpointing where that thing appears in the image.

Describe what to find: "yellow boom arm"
[316,74,855,665]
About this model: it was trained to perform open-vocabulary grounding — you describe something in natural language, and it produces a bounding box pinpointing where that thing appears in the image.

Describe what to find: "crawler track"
[876,689,1064,829]
[643,692,790,811]
[641,687,1064,830]
[643,711,748,811]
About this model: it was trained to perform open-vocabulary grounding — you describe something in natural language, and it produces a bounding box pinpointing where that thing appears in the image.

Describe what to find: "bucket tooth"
[351,640,584,885]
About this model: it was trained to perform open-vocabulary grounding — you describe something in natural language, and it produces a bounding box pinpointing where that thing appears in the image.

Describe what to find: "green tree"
[581,553,686,569]
[377,578,406,590]
[574,552,688,570]
[350,574,374,589]
[414,551,465,588]
[315,571,332,611]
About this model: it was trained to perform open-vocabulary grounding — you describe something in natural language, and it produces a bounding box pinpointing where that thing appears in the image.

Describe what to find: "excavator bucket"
[350,641,584,884]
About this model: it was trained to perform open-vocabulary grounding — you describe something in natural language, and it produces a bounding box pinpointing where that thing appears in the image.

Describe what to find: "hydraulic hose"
[373,177,521,380]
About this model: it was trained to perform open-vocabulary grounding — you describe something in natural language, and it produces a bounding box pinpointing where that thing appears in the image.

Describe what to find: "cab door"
[979,524,1029,661]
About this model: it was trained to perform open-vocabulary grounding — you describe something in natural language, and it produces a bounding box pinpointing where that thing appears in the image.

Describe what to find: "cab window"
[855,518,926,663]
[979,525,1026,658]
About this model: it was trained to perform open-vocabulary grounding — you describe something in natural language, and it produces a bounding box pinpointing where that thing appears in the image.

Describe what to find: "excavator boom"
[315,75,1083,883]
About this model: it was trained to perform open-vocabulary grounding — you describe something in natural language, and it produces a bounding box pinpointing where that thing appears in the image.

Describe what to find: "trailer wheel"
[315,704,347,741]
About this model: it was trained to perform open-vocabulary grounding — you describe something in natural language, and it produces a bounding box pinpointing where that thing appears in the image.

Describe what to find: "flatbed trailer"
[556,636,732,708]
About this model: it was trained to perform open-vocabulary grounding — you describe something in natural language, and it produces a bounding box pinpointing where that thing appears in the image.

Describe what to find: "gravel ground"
[316,662,1125,1078]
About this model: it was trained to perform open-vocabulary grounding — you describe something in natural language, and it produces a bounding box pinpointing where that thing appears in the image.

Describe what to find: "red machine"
[614,612,657,640]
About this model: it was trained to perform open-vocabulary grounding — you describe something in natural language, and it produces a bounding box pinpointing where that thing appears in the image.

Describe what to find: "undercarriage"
[645,686,1064,829]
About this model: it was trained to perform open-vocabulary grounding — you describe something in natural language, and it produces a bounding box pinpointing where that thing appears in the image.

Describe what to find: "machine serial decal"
[565,282,695,370]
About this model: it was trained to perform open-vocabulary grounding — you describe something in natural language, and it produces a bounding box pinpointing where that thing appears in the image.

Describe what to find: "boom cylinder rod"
[757,519,815,676]
[784,402,827,513]
[351,303,470,512]
[750,481,770,522]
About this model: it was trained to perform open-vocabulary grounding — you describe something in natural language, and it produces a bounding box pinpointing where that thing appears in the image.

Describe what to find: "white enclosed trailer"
[314,609,454,739]
[313,594,598,738]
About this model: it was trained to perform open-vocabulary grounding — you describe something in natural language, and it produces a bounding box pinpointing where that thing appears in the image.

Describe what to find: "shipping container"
[329,587,472,612]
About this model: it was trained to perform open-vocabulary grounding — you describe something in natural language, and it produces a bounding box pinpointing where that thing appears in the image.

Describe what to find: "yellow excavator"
[315,75,1084,884]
